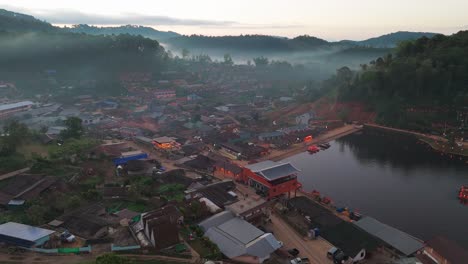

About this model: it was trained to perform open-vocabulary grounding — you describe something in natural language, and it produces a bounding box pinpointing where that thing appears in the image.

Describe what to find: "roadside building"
[242,160,302,199]
[199,211,282,263]
[355,217,424,257]
[258,131,284,142]
[153,136,180,151]
[417,236,468,264]
[214,160,243,181]
[0,101,33,119]
[0,222,55,247]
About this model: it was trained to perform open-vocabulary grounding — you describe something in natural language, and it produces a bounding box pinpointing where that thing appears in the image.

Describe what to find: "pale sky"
[2,0,468,40]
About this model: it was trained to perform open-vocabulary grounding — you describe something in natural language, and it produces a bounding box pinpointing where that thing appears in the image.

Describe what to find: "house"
[199,211,282,263]
[134,205,183,249]
[154,90,176,100]
[354,217,424,256]
[242,160,302,199]
[187,93,203,101]
[278,125,310,134]
[226,195,271,225]
[0,174,57,207]
[258,131,284,142]
[295,112,315,125]
[214,161,243,181]
[0,101,33,119]
[0,222,55,248]
[153,136,180,151]
[186,180,238,209]
[417,236,468,264]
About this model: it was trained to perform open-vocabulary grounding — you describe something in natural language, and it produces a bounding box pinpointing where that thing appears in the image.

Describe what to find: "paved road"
[267,213,332,264]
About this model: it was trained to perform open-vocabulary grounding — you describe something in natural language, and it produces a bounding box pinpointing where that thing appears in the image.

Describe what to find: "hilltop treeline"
[320,31,468,129]
[165,34,330,51]
[0,31,168,72]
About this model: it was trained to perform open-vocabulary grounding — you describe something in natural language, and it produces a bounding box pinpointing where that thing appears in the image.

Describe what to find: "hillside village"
[1,59,467,264]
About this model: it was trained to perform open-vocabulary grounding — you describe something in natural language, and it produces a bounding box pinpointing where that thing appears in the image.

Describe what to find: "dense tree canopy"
[322,31,468,129]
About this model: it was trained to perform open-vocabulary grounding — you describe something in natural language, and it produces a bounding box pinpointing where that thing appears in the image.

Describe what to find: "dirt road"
[267,213,332,264]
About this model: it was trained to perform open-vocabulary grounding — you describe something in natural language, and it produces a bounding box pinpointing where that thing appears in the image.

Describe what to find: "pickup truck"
[290,257,309,264]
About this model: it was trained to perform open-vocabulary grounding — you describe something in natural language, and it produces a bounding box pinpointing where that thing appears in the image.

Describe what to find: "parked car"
[290,257,309,264]
[288,248,300,257]
[60,231,76,243]
[327,247,350,264]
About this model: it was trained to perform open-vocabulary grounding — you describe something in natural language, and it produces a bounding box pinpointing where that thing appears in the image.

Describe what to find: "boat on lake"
[307,145,320,154]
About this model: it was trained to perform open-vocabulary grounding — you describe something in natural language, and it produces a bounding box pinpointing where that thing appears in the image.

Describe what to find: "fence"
[111,244,141,252]
[23,245,91,254]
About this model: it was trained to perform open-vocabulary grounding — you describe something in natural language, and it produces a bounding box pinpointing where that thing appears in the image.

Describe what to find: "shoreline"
[264,125,362,162]
[365,123,468,158]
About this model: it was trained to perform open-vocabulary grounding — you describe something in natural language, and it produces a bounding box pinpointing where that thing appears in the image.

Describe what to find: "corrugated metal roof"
[246,161,300,181]
[355,217,423,256]
[0,222,55,242]
[201,211,280,259]
[0,101,33,112]
[258,163,300,181]
[218,217,264,244]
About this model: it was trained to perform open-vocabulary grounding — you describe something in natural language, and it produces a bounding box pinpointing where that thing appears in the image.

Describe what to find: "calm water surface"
[284,129,468,246]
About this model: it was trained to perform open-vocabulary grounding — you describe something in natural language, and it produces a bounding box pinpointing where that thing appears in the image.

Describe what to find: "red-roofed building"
[240,160,302,200]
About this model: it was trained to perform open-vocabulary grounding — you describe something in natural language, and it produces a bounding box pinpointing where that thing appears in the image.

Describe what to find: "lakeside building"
[0,101,33,119]
[242,160,302,199]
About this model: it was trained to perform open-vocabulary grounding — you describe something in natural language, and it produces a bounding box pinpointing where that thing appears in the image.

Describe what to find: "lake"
[284,128,468,247]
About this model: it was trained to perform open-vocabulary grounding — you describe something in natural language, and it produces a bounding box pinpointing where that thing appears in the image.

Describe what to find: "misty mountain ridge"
[0,8,441,49]
[67,24,180,40]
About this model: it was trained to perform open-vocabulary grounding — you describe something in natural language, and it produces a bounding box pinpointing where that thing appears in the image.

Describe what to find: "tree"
[253,56,269,67]
[182,48,190,59]
[95,253,134,264]
[0,120,29,156]
[223,53,234,66]
[27,204,48,225]
[60,117,84,139]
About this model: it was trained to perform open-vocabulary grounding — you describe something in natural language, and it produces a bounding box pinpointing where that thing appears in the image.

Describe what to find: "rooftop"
[355,217,423,256]
[0,101,33,112]
[246,160,300,181]
[153,136,176,143]
[200,211,281,259]
[0,222,55,242]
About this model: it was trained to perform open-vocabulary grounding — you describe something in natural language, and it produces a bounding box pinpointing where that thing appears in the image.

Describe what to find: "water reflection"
[285,129,468,247]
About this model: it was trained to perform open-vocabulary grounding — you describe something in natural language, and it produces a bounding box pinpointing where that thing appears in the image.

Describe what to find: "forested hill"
[341,31,438,48]
[0,9,56,32]
[0,8,168,73]
[329,31,468,128]
[164,35,331,51]
[67,24,180,40]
